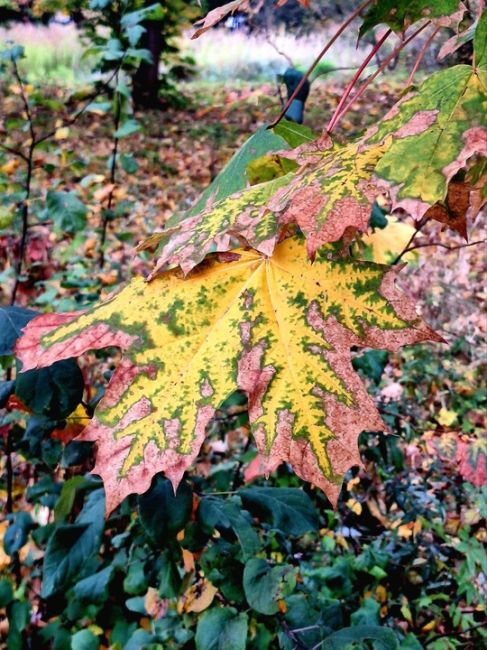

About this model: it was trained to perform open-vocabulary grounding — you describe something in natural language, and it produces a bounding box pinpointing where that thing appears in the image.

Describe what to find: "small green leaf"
[114,119,141,138]
[0,578,14,607]
[321,625,399,650]
[4,512,33,555]
[243,558,296,615]
[42,489,105,598]
[71,629,100,650]
[72,565,114,602]
[195,607,248,650]
[47,191,87,234]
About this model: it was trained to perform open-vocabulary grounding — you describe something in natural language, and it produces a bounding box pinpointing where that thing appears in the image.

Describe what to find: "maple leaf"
[359,0,466,38]
[16,237,440,514]
[191,1,249,39]
[146,15,486,275]
[367,12,487,221]
[148,133,389,273]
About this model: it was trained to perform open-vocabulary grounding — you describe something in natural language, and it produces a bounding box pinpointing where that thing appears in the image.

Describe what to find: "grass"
[0,22,91,85]
[181,26,373,82]
[1,21,377,86]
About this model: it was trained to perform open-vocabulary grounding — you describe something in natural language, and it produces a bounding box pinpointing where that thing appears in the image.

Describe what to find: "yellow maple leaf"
[17,237,439,514]
[438,408,458,427]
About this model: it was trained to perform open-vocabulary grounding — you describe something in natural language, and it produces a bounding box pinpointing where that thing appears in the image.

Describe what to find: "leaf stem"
[406,26,441,87]
[390,216,428,265]
[399,238,486,258]
[328,21,431,133]
[326,28,392,133]
[10,59,36,306]
[99,75,122,270]
[268,0,375,128]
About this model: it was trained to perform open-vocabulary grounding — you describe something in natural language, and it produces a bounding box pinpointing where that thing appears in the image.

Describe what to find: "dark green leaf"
[46,190,87,234]
[198,497,260,559]
[239,487,319,535]
[359,1,461,38]
[15,358,84,419]
[321,625,399,650]
[0,380,15,408]
[195,607,248,650]
[0,306,37,356]
[71,629,100,650]
[4,512,33,555]
[0,578,13,607]
[137,475,193,544]
[72,565,114,602]
[243,558,296,615]
[42,489,105,598]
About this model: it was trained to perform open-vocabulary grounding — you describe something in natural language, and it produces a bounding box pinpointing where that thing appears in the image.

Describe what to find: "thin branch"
[424,622,487,646]
[327,28,392,132]
[9,62,36,305]
[0,142,29,163]
[12,58,35,144]
[406,25,441,87]
[35,62,124,147]
[391,217,428,265]
[264,26,294,67]
[99,73,122,269]
[328,21,431,133]
[268,0,375,128]
[401,238,486,255]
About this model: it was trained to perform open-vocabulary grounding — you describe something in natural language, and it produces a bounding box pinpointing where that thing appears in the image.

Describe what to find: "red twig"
[327,28,392,133]
[328,21,431,133]
[268,0,375,129]
[406,25,441,87]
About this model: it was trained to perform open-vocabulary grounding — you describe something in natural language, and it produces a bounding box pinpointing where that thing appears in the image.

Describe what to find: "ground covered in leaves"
[0,77,486,650]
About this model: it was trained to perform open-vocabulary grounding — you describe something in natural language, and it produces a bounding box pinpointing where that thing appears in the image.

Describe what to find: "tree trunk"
[132,19,164,108]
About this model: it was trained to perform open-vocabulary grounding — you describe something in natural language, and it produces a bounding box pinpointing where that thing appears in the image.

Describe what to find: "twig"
[12,58,35,144]
[327,28,392,132]
[10,61,36,305]
[400,238,486,257]
[406,26,441,87]
[99,73,122,269]
[424,622,487,646]
[391,217,428,265]
[264,25,294,67]
[328,21,431,133]
[268,0,375,128]
[0,142,28,163]
[35,62,124,147]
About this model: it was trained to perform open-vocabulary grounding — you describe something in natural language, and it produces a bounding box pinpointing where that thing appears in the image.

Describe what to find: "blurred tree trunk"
[132,18,165,108]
